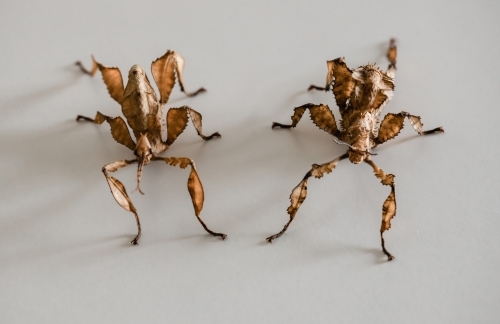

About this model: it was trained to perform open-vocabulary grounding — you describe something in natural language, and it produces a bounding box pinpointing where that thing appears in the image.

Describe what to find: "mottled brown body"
[270,39,443,260]
[76,51,225,244]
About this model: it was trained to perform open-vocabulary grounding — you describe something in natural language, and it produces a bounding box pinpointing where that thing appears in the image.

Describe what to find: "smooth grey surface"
[1,0,499,323]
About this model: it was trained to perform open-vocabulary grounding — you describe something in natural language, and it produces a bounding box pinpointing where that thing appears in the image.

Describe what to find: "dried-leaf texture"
[97,62,124,105]
[106,115,136,150]
[166,107,189,146]
[287,180,307,218]
[173,53,187,92]
[187,108,204,137]
[309,105,339,136]
[122,67,160,138]
[376,113,405,143]
[288,106,306,128]
[151,50,177,104]
[405,113,423,134]
[104,172,137,214]
[187,166,204,216]
[327,58,355,112]
[381,188,396,232]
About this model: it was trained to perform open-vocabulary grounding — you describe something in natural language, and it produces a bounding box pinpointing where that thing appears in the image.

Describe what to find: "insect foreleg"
[364,158,396,261]
[152,156,226,240]
[272,104,341,137]
[266,153,348,243]
[102,159,142,245]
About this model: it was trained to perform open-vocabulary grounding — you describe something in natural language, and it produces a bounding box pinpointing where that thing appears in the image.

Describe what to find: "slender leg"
[102,159,142,245]
[152,156,226,240]
[308,84,330,92]
[364,157,396,261]
[267,153,348,242]
[75,55,98,76]
[375,111,444,146]
[172,52,207,97]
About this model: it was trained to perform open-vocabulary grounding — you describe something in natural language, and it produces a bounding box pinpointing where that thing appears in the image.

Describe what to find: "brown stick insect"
[268,39,443,260]
[75,51,226,244]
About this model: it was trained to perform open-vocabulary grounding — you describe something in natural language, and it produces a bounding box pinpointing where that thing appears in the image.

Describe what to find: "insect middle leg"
[271,103,341,138]
[102,159,142,245]
[267,153,348,243]
[364,157,396,261]
[152,156,226,240]
[77,112,136,151]
[165,107,221,146]
[374,111,444,146]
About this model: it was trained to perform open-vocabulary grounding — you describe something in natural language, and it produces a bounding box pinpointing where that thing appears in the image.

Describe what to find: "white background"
[1,0,499,323]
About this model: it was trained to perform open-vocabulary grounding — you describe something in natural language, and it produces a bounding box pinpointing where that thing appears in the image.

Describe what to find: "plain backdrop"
[1,0,499,323]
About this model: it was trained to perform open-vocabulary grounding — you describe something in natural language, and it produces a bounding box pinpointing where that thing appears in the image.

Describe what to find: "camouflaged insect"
[76,51,225,245]
[268,39,443,261]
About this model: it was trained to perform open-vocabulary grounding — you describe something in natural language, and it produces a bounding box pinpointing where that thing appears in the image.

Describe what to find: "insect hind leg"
[364,157,396,261]
[267,153,348,243]
[102,159,142,245]
[152,156,227,240]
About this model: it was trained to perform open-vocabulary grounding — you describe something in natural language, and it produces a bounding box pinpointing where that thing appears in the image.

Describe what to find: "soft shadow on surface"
[0,67,84,118]
[0,233,134,271]
[0,120,133,267]
[261,235,393,266]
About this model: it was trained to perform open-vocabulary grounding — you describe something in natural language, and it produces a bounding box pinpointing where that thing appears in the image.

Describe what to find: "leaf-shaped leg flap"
[102,159,141,245]
[266,153,348,243]
[77,112,136,151]
[364,158,396,261]
[151,157,226,240]
[375,111,444,146]
[271,103,341,138]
